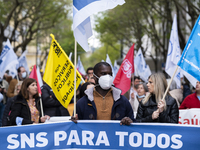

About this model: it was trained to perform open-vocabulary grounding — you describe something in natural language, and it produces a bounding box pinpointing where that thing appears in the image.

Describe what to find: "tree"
[0,0,71,54]
[94,0,200,71]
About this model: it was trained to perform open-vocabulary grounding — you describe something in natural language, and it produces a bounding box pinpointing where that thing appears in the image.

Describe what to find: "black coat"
[9,94,41,125]
[41,84,69,117]
[2,96,16,126]
[136,94,179,123]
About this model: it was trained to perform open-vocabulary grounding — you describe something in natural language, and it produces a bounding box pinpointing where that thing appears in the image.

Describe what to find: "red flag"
[29,65,42,94]
[113,44,134,95]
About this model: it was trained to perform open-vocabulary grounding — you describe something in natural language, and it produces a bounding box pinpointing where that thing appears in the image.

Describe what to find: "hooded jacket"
[76,86,136,122]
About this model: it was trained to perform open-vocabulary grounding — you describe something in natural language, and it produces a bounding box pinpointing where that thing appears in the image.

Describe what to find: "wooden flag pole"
[73,40,77,117]
[161,65,179,101]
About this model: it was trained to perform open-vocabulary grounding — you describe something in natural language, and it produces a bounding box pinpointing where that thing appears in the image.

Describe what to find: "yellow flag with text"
[43,34,81,108]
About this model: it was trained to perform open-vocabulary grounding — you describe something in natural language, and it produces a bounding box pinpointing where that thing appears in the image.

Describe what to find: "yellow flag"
[43,34,82,108]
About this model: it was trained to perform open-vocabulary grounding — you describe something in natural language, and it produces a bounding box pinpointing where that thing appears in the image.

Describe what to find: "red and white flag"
[29,65,42,94]
[113,44,134,95]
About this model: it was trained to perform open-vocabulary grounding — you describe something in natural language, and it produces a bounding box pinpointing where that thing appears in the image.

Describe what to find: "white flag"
[69,52,72,61]
[76,56,86,75]
[17,50,30,74]
[0,39,19,79]
[113,60,119,79]
[165,14,197,87]
[134,48,151,82]
[106,54,115,79]
[73,0,125,51]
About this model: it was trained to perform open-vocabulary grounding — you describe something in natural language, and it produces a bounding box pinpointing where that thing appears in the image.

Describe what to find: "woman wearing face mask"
[9,78,50,125]
[136,73,179,123]
[129,83,148,113]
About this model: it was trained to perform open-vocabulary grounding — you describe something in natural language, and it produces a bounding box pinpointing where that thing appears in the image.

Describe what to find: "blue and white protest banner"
[1,121,200,150]
[0,39,19,79]
[73,0,125,51]
[16,50,30,74]
[134,48,151,82]
[178,15,200,83]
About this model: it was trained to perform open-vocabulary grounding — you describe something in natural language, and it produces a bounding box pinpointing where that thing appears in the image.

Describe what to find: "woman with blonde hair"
[136,73,179,123]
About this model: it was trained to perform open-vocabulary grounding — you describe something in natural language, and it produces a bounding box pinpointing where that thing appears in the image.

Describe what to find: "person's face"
[137,84,146,96]
[147,78,154,93]
[16,85,21,94]
[94,65,112,84]
[19,67,26,79]
[196,81,200,91]
[87,70,94,78]
[134,79,141,86]
[27,82,38,96]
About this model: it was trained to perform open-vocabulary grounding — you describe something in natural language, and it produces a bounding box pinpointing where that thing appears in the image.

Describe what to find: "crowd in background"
[0,62,199,127]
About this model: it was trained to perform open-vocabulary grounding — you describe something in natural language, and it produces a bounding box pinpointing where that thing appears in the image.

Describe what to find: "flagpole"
[74,40,77,117]
[162,65,179,101]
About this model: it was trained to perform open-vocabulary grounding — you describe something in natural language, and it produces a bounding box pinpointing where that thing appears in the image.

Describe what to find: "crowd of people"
[0,62,199,127]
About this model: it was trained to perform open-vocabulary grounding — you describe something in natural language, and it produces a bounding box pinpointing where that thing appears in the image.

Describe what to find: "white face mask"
[21,72,27,79]
[94,74,113,90]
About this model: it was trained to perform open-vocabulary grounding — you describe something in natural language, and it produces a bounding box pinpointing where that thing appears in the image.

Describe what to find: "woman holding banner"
[136,73,179,123]
[9,78,50,125]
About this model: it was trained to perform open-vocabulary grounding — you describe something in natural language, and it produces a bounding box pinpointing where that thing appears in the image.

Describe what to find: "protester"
[136,73,179,123]
[181,76,191,101]
[41,83,70,117]
[84,67,94,82]
[129,82,148,112]
[2,81,23,126]
[168,79,183,107]
[0,77,9,126]
[79,82,95,99]
[124,76,141,99]
[179,81,200,109]
[71,62,136,125]
[7,66,28,98]
[9,78,50,125]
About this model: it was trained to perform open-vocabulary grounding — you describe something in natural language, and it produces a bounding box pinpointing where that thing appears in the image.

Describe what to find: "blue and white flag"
[77,56,86,75]
[0,39,18,79]
[16,50,30,74]
[73,0,125,51]
[134,48,151,82]
[106,54,115,79]
[165,14,183,88]
[178,15,200,83]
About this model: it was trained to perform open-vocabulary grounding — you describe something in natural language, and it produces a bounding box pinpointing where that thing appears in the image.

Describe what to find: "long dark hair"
[19,78,39,99]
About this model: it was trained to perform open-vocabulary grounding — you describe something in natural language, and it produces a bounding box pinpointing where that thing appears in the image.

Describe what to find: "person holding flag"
[136,73,179,123]
[71,62,136,125]
[9,78,50,125]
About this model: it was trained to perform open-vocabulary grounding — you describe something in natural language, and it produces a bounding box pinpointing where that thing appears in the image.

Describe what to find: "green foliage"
[81,44,120,69]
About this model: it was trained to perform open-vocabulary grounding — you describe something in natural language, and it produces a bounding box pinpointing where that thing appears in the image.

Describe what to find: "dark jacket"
[9,94,41,125]
[41,84,69,117]
[2,96,16,126]
[136,94,179,123]
[76,86,136,122]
